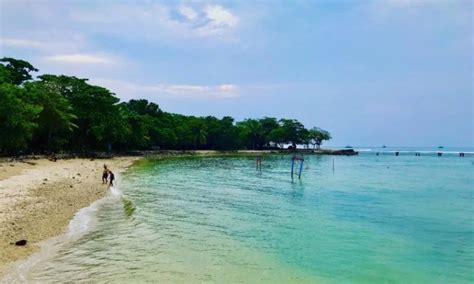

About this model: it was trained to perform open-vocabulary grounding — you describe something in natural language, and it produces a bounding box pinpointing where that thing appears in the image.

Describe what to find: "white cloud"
[0,38,45,49]
[45,54,114,64]
[90,79,239,100]
[368,0,457,13]
[217,84,239,93]
[205,5,239,28]
[178,5,197,21]
[0,34,89,56]
[381,0,439,7]
[195,5,240,37]
[68,3,239,40]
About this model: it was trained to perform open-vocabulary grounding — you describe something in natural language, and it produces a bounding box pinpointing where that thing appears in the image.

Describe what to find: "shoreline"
[0,157,139,278]
[0,148,358,161]
[0,149,354,279]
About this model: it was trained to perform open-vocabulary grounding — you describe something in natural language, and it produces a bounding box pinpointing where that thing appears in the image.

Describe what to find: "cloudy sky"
[0,0,472,147]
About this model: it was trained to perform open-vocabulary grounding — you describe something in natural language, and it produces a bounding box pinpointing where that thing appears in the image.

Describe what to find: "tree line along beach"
[0,57,332,157]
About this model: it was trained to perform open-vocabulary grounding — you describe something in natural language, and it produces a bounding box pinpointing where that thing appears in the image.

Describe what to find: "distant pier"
[368,150,472,157]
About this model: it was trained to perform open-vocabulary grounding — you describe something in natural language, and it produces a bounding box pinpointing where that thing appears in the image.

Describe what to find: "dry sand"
[0,157,138,277]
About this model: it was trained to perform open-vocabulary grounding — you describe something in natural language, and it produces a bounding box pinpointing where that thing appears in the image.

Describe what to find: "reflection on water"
[26,154,474,283]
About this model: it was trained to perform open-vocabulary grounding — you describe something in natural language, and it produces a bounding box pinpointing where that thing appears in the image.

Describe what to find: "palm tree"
[237,119,264,149]
[192,122,207,149]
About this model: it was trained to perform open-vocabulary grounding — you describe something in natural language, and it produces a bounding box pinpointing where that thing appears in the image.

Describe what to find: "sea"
[9,147,474,283]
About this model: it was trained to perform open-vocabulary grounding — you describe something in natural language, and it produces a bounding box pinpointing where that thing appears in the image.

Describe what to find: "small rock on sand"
[15,240,27,246]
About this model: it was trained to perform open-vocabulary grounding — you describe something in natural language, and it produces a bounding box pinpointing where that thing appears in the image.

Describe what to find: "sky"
[0,0,472,147]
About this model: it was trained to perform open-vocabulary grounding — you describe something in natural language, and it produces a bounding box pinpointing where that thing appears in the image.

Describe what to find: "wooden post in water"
[290,157,295,179]
[332,158,335,172]
[298,159,304,179]
[256,156,262,171]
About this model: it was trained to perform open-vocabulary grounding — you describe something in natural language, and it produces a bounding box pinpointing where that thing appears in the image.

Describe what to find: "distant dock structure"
[358,149,472,157]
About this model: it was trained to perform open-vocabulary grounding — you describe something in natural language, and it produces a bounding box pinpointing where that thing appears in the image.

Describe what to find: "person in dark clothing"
[102,164,109,184]
[109,171,115,186]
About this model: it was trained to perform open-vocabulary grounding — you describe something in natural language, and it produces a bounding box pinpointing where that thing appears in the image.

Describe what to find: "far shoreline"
[0,148,359,162]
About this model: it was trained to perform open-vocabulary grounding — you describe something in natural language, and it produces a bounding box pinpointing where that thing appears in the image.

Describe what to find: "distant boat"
[382,145,387,148]
[438,146,444,149]
[345,145,353,149]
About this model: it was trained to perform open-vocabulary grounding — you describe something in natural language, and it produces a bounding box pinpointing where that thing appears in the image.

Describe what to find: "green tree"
[0,57,38,85]
[215,116,240,150]
[37,75,126,151]
[0,57,333,154]
[124,99,161,117]
[25,81,78,152]
[259,117,279,148]
[237,119,264,149]
[117,106,150,150]
[191,120,208,149]
[307,127,331,149]
[269,127,286,148]
[0,84,41,153]
[279,119,308,149]
[119,99,163,149]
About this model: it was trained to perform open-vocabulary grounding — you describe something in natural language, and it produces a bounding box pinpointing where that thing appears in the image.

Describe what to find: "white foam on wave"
[110,185,122,197]
[354,148,373,152]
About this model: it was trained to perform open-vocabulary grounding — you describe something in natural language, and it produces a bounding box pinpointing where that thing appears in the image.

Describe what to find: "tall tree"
[259,117,279,148]
[237,119,264,149]
[307,127,331,149]
[37,75,126,151]
[124,99,161,117]
[191,120,208,149]
[0,57,38,85]
[0,84,41,153]
[279,119,308,149]
[26,81,78,152]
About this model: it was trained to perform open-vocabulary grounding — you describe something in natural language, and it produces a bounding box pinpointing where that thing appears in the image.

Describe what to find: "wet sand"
[0,157,138,277]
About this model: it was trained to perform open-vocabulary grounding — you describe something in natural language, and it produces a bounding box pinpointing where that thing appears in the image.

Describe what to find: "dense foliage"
[0,57,331,155]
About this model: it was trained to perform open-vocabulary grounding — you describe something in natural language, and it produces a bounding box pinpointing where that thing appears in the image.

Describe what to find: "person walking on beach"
[102,164,109,184]
[109,170,115,186]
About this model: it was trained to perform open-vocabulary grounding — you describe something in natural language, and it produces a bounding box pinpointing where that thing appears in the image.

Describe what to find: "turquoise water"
[26,152,473,283]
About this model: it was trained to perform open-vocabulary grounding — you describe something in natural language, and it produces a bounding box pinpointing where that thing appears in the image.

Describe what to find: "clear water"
[26,152,474,283]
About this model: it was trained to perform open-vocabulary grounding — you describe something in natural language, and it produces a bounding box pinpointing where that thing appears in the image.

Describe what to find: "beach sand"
[0,157,138,277]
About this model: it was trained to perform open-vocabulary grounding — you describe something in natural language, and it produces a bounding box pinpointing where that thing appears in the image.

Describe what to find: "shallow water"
[26,152,474,283]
